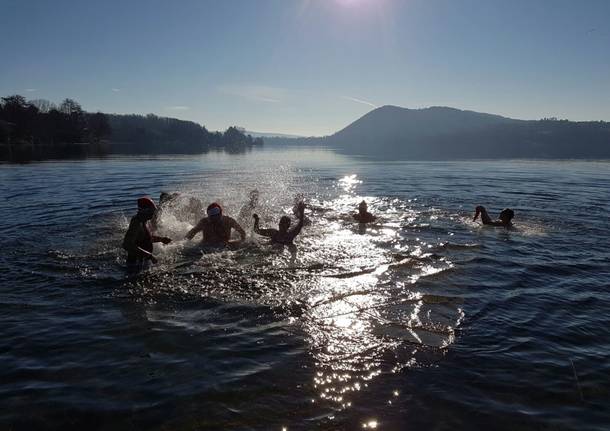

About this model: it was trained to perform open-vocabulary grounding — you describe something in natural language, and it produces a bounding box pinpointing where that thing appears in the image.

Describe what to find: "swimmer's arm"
[287,204,306,240]
[185,219,204,240]
[229,217,246,242]
[136,246,158,263]
[151,235,172,244]
[252,214,276,238]
[474,206,494,225]
[287,214,305,241]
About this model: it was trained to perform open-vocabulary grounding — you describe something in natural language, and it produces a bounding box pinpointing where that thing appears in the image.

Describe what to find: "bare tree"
[29,99,56,113]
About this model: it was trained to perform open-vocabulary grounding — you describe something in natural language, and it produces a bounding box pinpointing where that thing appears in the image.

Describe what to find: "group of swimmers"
[122,192,514,271]
[122,192,311,271]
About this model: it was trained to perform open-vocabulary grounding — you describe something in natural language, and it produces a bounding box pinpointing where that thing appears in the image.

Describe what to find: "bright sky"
[1,0,609,136]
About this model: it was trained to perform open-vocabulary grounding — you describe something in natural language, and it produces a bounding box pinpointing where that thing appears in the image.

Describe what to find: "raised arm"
[252,214,277,238]
[185,219,204,240]
[286,202,306,241]
[474,205,502,226]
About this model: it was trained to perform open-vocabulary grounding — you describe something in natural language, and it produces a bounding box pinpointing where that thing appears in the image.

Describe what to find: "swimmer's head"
[279,215,291,232]
[207,202,222,221]
[358,200,368,212]
[160,192,180,205]
[137,196,157,220]
[500,208,515,224]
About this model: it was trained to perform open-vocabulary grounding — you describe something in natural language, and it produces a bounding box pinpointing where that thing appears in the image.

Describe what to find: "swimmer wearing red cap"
[185,202,246,247]
[122,196,172,270]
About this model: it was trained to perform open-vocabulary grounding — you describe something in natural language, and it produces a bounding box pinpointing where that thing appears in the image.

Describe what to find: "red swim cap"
[137,196,157,210]
[207,202,222,216]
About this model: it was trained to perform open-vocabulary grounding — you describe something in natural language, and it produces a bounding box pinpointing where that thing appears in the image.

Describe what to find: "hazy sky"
[1,0,609,135]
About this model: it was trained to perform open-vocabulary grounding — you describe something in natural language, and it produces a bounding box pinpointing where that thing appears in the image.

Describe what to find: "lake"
[1,147,609,430]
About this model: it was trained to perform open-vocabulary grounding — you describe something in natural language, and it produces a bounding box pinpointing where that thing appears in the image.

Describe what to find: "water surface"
[1,148,609,430]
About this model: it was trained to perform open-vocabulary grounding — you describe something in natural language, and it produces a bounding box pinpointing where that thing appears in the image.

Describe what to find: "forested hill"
[106,114,263,154]
[0,95,262,161]
[267,106,610,159]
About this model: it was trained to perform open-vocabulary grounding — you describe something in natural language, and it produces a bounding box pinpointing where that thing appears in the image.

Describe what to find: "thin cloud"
[218,84,284,103]
[111,88,121,92]
[254,95,281,103]
[25,88,37,92]
[342,95,378,108]
[166,105,190,111]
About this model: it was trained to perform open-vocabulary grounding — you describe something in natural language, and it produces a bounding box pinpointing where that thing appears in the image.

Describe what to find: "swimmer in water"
[353,200,376,223]
[185,202,246,247]
[473,205,515,227]
[123,197,172,271]
[253,201,306,245]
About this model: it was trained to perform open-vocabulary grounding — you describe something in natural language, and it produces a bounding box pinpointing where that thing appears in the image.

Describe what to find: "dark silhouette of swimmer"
[123,197,172,269]
[253,202,306,245]
[185,202,246,246]
[353,200,376,223]
[473,205,514,227]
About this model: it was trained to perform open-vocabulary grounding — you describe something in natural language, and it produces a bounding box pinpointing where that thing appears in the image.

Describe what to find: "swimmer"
[353,200,376,223]
[473,205,515,227]
[123,196,172,270]
[185,202,246,247]
[253,201,306,245]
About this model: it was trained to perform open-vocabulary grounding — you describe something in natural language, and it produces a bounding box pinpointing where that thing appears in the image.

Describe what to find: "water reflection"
[338,174,362,193]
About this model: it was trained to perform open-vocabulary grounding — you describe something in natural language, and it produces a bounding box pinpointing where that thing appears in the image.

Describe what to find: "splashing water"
[110,167,463,415]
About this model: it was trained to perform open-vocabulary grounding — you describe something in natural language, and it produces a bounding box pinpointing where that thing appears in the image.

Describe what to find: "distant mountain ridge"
[267,105,610,159]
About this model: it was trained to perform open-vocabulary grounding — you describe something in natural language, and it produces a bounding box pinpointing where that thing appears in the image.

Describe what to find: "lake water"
[1,148,609,430]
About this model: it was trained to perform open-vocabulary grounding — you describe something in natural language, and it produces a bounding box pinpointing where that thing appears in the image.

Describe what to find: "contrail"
[342,96,378,108]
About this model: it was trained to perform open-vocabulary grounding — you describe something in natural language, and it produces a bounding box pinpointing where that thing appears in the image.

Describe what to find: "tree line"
[0,95,263,161]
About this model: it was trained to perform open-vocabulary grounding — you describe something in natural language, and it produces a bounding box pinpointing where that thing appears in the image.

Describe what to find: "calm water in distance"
[1,147,609,430]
